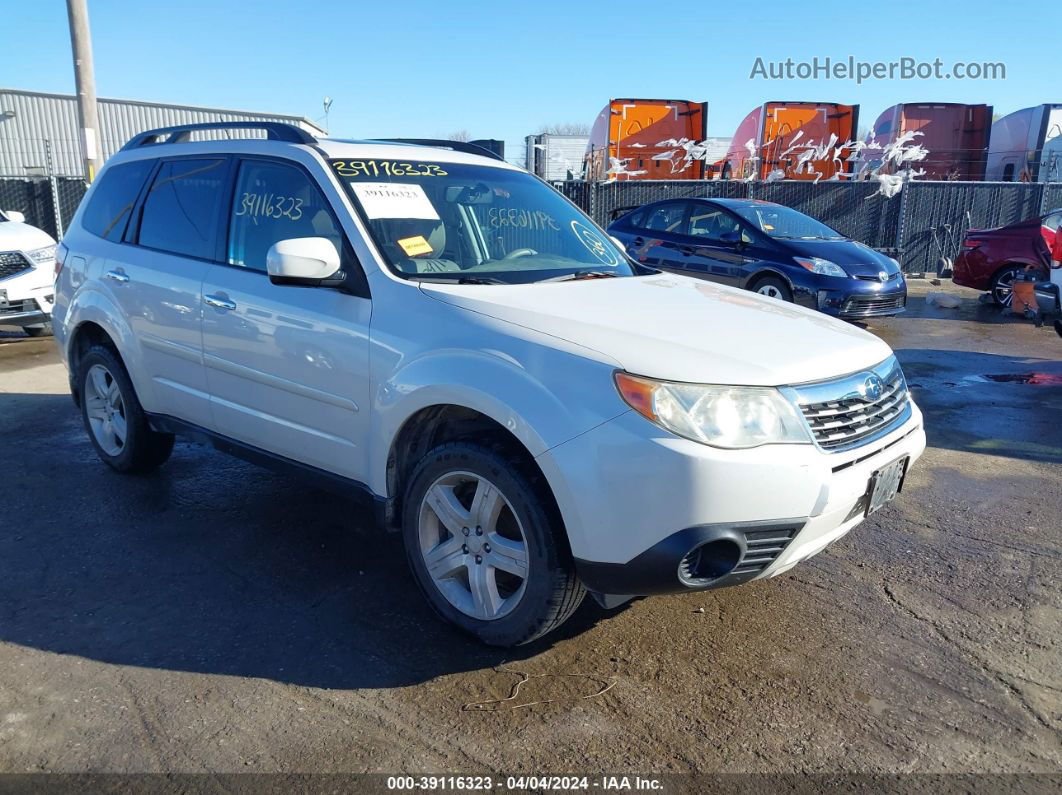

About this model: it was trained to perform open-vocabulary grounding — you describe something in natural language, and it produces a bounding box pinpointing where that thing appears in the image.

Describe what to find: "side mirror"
[2,210,26,224]
[266,237,343,287]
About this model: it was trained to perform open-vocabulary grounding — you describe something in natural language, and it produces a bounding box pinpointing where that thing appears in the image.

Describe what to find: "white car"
[53,123,925,645]
[0,210,57,336]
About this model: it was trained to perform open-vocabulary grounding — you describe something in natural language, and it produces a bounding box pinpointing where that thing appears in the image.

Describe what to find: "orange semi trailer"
[584,98,708,180]
[719,101,859,180]
[861,103,993,180]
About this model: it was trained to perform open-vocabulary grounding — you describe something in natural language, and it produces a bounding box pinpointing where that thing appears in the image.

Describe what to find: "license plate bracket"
[865,456,909,516]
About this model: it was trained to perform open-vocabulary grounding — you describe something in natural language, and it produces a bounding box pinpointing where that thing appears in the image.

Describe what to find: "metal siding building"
[0,88,325,177]
[525,134,589,181]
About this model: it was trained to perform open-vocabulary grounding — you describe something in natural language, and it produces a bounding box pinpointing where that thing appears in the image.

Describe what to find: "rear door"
[624,201,689,271]
[199,156,372,482]
[109,156,229,427]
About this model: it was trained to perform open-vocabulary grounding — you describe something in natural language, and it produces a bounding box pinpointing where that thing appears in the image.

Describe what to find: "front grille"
[0,251,32,280]
[841,292,906,317]
[788,356,911,453]
[853,271,901,282]
[731,524,801,578]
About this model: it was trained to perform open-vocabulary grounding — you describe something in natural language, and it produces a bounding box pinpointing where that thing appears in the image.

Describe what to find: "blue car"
[607,198,906,319]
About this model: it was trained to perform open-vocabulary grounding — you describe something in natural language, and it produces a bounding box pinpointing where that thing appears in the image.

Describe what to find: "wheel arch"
[384,404,566,540]
[744,267,795,292]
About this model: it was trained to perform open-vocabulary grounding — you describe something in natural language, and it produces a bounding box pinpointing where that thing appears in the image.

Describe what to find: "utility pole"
[65,0,101,181]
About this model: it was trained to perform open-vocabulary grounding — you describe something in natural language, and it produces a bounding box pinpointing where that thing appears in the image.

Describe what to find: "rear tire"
[752,275,793,302]
[990,265,1043,307]
[402,441,585,646]
[24,322,53,337]
[78,344,174,473]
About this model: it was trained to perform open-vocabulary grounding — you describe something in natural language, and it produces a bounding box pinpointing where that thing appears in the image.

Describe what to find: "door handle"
[203,294,236,311]
[104,270,129,283]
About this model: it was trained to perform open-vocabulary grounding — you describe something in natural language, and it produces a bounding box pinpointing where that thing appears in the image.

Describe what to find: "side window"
[688,208,750,242]
[81,160,153,241]
[228,160,344,271]
[138,159,227,259]
[641,202,687,234]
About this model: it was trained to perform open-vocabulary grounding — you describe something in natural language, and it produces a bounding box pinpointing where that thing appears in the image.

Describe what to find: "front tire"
[752,275,793,302]
[78,344,174,473]
[402,442,585,646]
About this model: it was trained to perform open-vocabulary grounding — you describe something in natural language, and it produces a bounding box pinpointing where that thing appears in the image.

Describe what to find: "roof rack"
[120,121,317,150]
[372,138,505,161]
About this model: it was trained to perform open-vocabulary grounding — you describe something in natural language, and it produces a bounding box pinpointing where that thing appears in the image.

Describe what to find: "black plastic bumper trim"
[575,518,807,597]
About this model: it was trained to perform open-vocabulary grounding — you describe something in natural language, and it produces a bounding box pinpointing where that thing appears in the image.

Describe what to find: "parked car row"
[52,122,925,645]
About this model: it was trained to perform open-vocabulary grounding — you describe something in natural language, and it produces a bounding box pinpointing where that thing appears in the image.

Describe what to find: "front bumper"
[0,293,52,327]
[538,402,926,598]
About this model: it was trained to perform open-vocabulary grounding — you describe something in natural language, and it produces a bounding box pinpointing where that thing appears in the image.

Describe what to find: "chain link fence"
[4,173,1061,273]
[0,176,87,240]
[556,179,1062,275]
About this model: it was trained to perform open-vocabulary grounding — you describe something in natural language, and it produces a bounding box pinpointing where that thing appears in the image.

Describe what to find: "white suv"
[53,122,925,645]
[0,210,57,335]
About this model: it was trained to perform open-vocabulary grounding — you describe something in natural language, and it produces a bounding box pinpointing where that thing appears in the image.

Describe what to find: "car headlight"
[614,372,811,449]
[27,245,57,264]
[794,256,847,277]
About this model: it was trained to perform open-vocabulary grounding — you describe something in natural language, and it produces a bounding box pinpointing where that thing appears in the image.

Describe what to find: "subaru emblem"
[861,374,885,401]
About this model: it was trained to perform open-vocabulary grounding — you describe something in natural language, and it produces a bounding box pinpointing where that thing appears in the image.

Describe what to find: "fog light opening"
[678,539,742,586]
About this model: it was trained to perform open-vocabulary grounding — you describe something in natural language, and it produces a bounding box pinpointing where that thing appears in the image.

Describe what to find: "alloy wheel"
[993,269,1018,307]
[417,471,529,620]
[84,363,128,456]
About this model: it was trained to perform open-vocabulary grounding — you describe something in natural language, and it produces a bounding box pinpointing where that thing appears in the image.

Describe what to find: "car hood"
[420,273,893,386]
[0,220,55,252]
[779,239,900,278]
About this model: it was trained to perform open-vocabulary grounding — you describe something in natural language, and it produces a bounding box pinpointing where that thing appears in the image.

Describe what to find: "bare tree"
[537,122,590,135]
[444,129,471,142]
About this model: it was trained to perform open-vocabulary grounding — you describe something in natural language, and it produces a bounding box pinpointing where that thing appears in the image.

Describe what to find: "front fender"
[369,346,625,497]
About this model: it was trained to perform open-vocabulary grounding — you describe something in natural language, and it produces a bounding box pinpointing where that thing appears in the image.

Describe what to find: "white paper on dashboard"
[350,182,440,220]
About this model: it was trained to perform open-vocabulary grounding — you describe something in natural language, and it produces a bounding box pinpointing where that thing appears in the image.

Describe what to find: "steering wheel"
[503,248,537,260]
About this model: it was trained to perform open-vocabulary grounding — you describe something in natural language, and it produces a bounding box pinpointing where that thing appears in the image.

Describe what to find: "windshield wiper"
[540,270,619,283]
[415,275,508,285]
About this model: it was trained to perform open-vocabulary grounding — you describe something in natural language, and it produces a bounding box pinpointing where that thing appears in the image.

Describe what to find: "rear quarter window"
[80,160,154,241]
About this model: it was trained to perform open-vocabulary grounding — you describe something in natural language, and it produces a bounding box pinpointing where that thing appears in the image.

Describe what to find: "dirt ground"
[0,281,1059,779]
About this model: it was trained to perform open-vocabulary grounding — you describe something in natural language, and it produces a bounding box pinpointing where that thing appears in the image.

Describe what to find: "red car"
[953,208,1062,305]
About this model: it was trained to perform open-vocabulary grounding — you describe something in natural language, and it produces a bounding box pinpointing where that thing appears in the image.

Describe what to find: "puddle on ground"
[978,373,1062,386]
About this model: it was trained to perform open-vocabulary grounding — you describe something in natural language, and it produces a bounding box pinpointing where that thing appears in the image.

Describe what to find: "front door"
[200,157,372,482]
[682,205,754,286]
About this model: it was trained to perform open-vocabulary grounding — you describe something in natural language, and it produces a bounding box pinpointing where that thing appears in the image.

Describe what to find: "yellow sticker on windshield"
[763,224,775,230]
[397,235,433,257]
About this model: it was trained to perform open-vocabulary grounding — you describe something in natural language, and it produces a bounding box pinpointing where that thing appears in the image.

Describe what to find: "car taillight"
[961,240,981,250]
[55,243,67,280]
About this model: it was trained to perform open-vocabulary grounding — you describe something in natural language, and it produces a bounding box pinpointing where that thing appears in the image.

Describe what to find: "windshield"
[729,204,847,241]
[332,159,639,283]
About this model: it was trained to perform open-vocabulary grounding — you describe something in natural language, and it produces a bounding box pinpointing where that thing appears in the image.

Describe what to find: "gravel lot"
[0,282,1059,778]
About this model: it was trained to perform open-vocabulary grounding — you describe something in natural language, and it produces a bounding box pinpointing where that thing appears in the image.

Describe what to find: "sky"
[1,0,1055,164]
